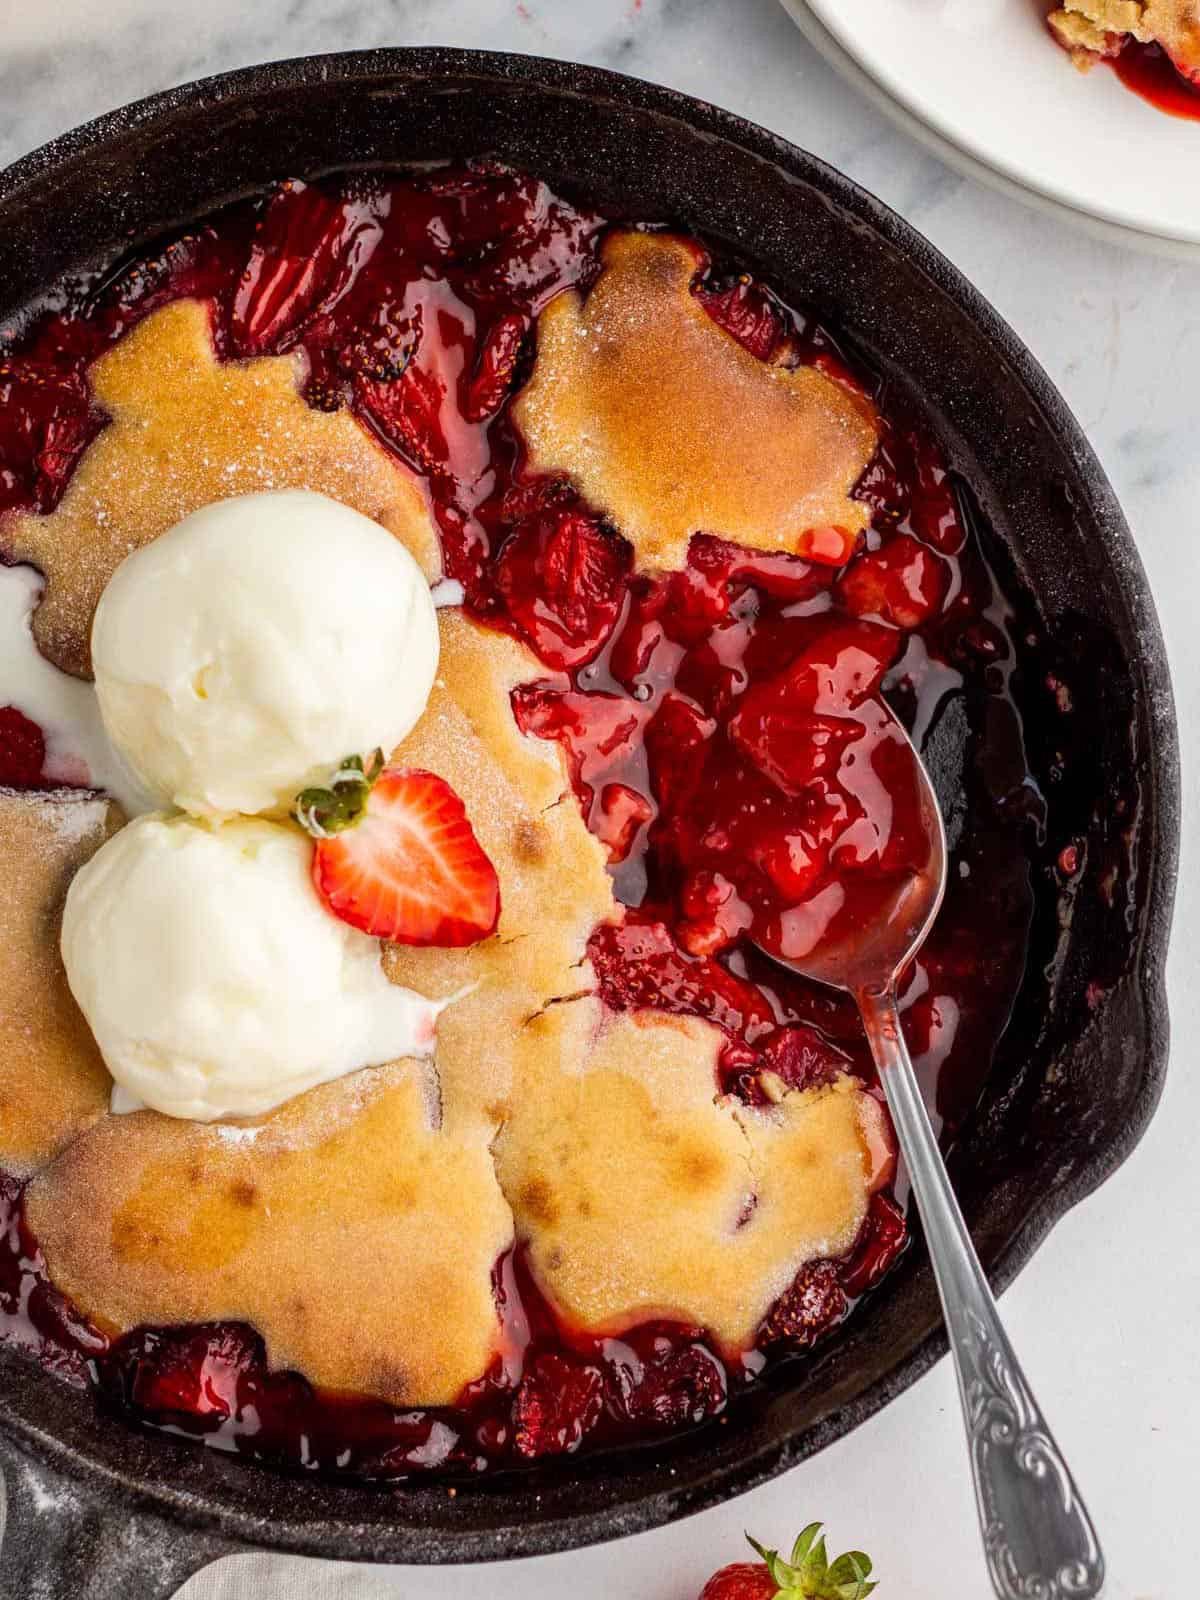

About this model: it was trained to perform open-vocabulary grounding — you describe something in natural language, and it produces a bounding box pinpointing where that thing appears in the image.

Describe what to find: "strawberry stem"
[744,1523,877,1600]
[294,748,386,838]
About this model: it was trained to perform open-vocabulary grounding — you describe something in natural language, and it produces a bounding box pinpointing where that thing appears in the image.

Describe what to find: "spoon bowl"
[759,709,1106,1600]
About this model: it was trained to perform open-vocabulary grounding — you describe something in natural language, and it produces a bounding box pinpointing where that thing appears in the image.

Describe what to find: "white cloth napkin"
[179,1554,408,1597]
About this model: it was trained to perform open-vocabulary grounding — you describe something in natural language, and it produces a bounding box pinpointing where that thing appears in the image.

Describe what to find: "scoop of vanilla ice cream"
[91,490,439,819]
[61,812,441,1121]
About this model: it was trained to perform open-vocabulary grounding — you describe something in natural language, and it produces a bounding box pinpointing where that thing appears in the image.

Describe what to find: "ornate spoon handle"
[858,988,1105,1600]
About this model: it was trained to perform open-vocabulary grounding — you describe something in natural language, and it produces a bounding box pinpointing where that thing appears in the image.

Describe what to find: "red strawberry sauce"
[0,166,1050,1478]
[1111,40,1200,121]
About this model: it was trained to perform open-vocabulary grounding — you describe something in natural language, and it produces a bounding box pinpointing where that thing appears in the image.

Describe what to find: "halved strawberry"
[296,756,500,946]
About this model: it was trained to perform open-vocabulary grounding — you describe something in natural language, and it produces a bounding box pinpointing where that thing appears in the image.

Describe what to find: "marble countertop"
[2,4,1194,1597]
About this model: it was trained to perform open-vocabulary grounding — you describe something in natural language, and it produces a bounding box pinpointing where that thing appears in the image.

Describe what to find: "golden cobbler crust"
[25,1064,513,1405]
[1048,0,1200,71]
[511,231,879,572]
[495,1001,874,1354]
[0,788,123,1175]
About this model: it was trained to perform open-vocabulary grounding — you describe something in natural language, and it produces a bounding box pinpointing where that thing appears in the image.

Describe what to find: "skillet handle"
[0,1434,238,1600]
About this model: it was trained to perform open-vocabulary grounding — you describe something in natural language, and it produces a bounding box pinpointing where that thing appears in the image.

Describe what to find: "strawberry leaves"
[294,749,386,839]
[746,1524,877,1600]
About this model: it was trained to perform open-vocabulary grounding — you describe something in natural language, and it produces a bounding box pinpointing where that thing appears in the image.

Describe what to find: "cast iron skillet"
[0,47,1179,1600]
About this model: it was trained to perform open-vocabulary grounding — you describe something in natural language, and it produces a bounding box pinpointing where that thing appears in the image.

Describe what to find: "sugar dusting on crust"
[0,788,121,1177]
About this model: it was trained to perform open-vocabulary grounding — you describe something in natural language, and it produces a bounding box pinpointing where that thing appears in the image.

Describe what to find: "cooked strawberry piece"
[595,781,654,863]
[796,524,859,566]
[114,1323,263,1421]
[459,183,604,312]
[357,356,447,474]
[465,311,530,421]
[608,1333,726,1427]
[695,277,781,360]
[496,502,630,670]
[729,701,864,798]
[511,685,650,816]
[689,534,832,604]
[0,706,47,788]
[0,361,99,514]
[512,1352,604,1458]
[605,583,676,684]
[230,179,382,356]
[1165,41,1200,85]
[331,283,418,387]
[908,432,965,554]
[644,693,717,812]
[840,1192,908,1297]
[678,870,754,956]
[827,721,930,878]
[588,917,776,1044]
[760,1259,847,1348]
[759,1024,851,1093]
[354,283,488,486]
[751,825,829,903]
[309,767,500,946]
[837,532,948,629]
[811,348,871,400]
[733,620,901,728]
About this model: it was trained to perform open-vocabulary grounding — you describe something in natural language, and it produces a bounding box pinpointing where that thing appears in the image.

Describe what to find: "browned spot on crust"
[512,818,546,863]
[229,1179,258,1209]
[519,1176,559,1227]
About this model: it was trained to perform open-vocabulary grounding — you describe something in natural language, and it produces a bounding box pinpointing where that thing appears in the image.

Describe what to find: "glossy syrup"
[1112,40,1200,121]
[0,166,1049,1478]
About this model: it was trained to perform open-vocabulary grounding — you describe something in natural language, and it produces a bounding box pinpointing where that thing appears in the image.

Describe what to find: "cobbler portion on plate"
[1047,0,1200,113]
[0,166,1050,1479]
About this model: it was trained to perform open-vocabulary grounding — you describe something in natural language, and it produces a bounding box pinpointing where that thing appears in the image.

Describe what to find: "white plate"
[780,0,1200,252]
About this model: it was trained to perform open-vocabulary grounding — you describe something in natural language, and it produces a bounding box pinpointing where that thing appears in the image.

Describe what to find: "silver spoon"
[759,704,1105,1600]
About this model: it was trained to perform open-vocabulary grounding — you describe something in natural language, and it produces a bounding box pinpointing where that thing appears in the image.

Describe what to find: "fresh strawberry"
[296,754,500,946]
[700,1525,877,1600]
[230,179,382,356]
